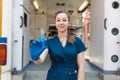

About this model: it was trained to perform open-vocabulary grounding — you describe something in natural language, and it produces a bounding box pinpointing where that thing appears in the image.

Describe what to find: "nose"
[59,21,64,24]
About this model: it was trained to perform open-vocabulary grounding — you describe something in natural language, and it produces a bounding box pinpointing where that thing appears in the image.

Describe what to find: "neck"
[58,31,68,38]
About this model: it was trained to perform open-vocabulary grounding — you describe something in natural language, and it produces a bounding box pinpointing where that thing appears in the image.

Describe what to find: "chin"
[59,29,66,32]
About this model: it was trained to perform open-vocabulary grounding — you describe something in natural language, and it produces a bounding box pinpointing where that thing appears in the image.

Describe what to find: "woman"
[30,10,87,80]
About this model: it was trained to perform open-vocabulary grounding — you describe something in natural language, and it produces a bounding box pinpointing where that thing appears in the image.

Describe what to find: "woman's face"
[55,13,69,32]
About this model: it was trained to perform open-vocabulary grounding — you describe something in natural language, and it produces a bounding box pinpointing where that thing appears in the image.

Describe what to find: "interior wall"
[29,0,86,40]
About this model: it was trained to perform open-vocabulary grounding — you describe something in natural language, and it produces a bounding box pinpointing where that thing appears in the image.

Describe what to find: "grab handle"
[20,16,23,28]
[104,18,107,30]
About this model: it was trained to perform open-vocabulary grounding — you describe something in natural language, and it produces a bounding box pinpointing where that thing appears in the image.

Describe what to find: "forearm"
[77,53,85,80]
[78,67,85,80]
[33,48,48,64]
[33,59,43,64]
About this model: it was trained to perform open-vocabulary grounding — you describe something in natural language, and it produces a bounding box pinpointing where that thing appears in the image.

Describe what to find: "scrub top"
[46,36,86,80]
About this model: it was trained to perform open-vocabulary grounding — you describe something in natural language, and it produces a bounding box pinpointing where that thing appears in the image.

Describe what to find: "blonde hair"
[55,10,75,44]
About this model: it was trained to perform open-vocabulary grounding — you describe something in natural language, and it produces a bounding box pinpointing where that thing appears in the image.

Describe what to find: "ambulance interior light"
[78,0,90,12]
[33,0,39,10]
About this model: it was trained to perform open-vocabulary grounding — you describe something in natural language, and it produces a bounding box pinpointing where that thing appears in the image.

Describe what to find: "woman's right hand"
[30,38,48,61]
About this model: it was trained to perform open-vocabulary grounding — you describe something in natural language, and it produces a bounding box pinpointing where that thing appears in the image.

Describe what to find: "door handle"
[116,41,120,44]
[104,18,107,30]
[20,16,23,28]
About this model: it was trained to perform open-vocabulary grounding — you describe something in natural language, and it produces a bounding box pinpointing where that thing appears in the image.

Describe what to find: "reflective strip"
[0,0,2,80]
[0,38,7,43]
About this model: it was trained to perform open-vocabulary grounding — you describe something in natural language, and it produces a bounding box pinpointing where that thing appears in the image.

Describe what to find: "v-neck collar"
[56,36,67,48]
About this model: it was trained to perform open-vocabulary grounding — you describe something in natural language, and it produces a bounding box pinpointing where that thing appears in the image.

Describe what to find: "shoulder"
[74,36,87,53]
[74,36,85,48]
[47,36,57,43]
[74,36,82,43]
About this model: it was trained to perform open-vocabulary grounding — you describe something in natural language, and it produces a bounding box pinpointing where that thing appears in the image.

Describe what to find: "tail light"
[0,38,7,65]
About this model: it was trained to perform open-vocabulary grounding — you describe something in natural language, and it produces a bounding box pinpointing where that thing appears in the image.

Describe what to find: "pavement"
[12,56,102,80]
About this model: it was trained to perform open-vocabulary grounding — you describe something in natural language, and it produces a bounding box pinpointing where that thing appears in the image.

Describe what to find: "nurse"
[30,10,87,80]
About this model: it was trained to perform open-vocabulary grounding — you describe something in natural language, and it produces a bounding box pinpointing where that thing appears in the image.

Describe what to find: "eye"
[56,19,60,22]
[63,19,67,22]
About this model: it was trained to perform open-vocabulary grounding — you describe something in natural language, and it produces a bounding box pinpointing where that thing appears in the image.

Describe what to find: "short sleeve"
[75,37,87,54]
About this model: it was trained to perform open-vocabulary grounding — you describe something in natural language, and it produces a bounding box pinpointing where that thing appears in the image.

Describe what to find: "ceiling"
[38,0,84,9]
[34,0,88,25]
[37,0,84,14]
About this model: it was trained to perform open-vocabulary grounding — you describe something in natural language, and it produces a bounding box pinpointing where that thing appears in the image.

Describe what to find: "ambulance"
[0,0,31,79]
[0,0,91,80]
[2,0,120,80]
[0,0,12,80]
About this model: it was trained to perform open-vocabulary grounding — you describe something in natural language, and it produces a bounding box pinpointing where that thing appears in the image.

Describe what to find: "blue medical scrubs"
[46,36,86,80]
